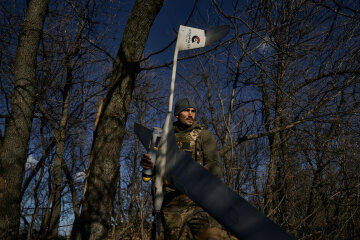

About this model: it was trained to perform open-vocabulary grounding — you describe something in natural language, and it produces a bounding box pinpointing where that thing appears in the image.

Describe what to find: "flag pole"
[168,47,179,113]
[152,44,180,235]
[153,25,229,235]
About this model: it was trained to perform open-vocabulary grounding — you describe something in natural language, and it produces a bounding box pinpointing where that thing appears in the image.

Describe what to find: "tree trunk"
[71,0,164,239]
[0,0,49,239]
[47,91,70,239]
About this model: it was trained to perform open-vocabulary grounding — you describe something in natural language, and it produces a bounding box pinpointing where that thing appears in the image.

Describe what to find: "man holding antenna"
[141,98,233,240]
[136,25,293,240]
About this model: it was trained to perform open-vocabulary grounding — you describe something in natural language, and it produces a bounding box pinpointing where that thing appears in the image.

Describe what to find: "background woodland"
[0,0,359,239]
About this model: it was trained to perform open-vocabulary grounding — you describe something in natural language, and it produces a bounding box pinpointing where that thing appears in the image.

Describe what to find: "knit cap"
[174,98,196,116]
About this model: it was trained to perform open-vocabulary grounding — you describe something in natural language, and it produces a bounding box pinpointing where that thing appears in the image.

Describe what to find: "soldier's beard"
[185,118,193,125]
[178,115,194,127]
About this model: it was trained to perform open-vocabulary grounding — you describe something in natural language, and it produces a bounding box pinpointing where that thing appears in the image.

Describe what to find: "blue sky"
[145,0,228,61]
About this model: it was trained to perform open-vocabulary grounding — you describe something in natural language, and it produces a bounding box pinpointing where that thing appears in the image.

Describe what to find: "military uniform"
[153,120,233,240]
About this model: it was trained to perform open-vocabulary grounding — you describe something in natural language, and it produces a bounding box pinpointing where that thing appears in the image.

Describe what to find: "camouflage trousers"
[152,192,235,240]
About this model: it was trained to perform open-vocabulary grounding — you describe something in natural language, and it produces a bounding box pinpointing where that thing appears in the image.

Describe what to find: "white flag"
[176,25,206,51]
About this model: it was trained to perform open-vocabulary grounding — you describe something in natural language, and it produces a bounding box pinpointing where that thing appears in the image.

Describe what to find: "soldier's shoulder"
[197,127,214,139]
[191,122,216,139]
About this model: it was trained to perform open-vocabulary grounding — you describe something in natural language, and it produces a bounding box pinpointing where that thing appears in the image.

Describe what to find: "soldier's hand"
[140,153,154,170]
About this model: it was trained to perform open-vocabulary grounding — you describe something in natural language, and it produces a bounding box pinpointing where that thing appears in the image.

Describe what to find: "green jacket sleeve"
[198,130,222,178]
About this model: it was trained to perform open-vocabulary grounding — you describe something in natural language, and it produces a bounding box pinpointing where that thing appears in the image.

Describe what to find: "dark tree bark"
[46,92,70,240]
[71,0,164,239]
[0,0,49,239]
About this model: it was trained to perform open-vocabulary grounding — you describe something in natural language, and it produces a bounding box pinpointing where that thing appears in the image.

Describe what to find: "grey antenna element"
[205,25,230,46]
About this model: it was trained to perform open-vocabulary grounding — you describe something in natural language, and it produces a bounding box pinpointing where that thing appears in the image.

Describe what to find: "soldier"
[141,98,233,240]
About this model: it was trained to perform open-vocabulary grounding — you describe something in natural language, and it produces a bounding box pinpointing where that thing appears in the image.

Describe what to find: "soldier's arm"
[199,130,222,178]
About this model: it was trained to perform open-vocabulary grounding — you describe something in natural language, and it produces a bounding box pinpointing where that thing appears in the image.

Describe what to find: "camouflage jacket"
[173,120,221,178]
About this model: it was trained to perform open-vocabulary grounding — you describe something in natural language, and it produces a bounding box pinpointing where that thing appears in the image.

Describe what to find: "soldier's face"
[176,108,196,126]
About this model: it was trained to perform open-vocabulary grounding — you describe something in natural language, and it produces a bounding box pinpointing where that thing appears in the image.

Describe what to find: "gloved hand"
[140,153,154,170]
[141,153,174,187]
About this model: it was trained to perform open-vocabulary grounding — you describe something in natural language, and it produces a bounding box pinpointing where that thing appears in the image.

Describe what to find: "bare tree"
[108,69,167,240]
[208,0,360,238]
[0,0,49,239]
[71,1,164,239]
[11,0,115,238]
